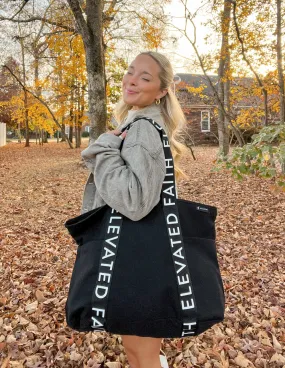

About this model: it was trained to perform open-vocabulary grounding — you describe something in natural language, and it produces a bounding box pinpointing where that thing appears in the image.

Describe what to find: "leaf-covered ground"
[0,141,284,368]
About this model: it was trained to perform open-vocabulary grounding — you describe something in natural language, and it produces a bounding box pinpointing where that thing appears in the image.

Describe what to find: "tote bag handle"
[91,117,198,337]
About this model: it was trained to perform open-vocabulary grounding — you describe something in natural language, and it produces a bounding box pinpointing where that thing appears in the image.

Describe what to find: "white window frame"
[201,110,210,132]
[65,125,70,135]
[85,126,90,133]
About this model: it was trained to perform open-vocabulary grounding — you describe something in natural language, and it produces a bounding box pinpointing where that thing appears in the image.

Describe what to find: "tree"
[276,0,285,123]
[46,29,88,147]
[229,0,270,126]
[164,0,244,157]
[217,0,232,157]
[0,58,21,126]
[17,27,30,146]
[0,0,170,146]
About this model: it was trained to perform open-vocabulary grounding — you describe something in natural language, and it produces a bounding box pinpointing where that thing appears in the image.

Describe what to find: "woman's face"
[122,54,168,110]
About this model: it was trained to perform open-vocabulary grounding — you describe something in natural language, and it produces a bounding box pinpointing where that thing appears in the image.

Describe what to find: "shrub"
[213,123,285,188]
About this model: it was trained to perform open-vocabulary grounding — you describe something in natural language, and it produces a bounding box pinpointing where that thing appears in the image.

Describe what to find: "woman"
[81,51,189,368]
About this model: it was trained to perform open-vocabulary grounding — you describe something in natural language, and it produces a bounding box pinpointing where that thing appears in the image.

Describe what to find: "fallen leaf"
[6,334,16,343]
[270,353,285,365]
[25,300,38,314]
[272,334,282,353]
[19,316,29,326]
[105,362,121,368]
[234,352,252,367]
[1,354,11,368]
[0,297,7,306]
[70,350,82,361]
[35,289,45,302]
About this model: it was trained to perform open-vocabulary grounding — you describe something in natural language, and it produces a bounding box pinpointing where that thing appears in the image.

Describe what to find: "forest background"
[0,1,284,367]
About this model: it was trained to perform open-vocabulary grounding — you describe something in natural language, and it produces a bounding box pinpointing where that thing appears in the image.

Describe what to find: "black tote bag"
[64,117,225,338]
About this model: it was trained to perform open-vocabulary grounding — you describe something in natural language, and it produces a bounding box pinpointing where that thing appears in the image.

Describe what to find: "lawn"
[0,141,284,367]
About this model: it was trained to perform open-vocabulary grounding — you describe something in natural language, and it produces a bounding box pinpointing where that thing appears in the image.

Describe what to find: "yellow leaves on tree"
[45,31,87,134]
[140,16,165,50]
[234,107,264,129]
[9,93,55,134]
[186,85,207,98]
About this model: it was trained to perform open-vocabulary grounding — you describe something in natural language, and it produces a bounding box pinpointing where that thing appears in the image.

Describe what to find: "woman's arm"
[81,120,166,221]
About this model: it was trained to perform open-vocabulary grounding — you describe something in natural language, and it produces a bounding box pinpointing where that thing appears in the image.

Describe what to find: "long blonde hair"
[113,51,190,181]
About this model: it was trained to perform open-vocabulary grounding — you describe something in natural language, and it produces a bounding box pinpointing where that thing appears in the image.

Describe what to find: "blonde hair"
[113,51,190,181]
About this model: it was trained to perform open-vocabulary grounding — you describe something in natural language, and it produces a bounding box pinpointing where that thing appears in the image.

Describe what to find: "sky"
[163,0,218,75]
[0,0,273,78]
[162,0,273,77]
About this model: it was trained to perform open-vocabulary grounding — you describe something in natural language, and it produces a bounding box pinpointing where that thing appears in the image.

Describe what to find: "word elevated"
[160,130,197,337]
[91,208,122,331]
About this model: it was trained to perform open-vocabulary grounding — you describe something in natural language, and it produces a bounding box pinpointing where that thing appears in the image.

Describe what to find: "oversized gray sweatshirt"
[80,102,177,221]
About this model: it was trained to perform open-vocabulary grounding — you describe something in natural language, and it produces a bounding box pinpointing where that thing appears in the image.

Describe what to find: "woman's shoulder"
[123,116,166,153]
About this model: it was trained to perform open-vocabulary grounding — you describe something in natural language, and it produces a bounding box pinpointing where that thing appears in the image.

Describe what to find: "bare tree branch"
[0,15,75,32]
[8,0,31,21]
[165,0,244,144]
[228,0,268,125]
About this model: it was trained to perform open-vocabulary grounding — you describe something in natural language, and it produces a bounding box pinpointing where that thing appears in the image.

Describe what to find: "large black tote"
[64,117,225,338]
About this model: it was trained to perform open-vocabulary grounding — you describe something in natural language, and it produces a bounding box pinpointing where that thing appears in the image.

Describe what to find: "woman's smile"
[125,88,139,94]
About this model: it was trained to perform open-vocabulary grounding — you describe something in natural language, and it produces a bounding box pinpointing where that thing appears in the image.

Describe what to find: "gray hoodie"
[80,102,176,221]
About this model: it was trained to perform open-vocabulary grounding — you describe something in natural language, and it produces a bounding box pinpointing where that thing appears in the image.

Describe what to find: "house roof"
[176,73,255,96]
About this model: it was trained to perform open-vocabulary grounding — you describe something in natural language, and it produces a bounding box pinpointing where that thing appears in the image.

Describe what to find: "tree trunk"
[217,0,231,158]
[23,88,29,146]
[70,86,74,143]
[19,36,30,147]
[277,0,285,123]
[42,130,48,143]
[85,40,106,144]
[224,56,231,150]
[67,0,107,144]
[61,123,66,142]
[69,124,73,142]
[76,84,83,148]
[263,89,269,126]
[17,122,21,143]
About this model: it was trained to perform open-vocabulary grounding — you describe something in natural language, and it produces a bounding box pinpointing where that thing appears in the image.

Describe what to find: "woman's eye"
[126,72,149,81]
[127,72,149,82]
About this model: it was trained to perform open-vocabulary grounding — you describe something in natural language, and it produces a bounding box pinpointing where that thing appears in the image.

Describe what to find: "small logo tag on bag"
[196,206,209,213]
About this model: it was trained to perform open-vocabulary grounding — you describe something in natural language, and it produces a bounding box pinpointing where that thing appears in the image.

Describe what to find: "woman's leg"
[121,335,162,368]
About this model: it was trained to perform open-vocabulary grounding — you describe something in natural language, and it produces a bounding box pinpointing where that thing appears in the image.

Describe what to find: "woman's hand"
[106,129,128,140]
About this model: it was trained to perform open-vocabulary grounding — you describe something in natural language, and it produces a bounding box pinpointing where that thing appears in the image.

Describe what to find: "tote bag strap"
[91,117,198,337]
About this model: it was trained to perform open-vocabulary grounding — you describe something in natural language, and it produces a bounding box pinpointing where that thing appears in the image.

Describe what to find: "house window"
[65,125,70,135]
[85,126,90,133]
[201,111,210,132]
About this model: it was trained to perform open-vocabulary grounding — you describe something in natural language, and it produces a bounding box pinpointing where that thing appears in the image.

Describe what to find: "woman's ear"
[158,89,168,99]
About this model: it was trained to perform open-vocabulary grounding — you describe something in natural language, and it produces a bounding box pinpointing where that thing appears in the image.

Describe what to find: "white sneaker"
[159,349,169,368]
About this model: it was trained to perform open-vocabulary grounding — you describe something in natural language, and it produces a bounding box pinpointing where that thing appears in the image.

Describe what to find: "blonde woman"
[81,51,189,368]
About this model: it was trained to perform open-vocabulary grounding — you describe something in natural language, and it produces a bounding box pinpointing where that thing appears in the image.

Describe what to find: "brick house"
[175,73,278,146]
[175,74,219,146]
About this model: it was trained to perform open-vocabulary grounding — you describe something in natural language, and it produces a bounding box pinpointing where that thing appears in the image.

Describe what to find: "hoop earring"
[155,99,160,105]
